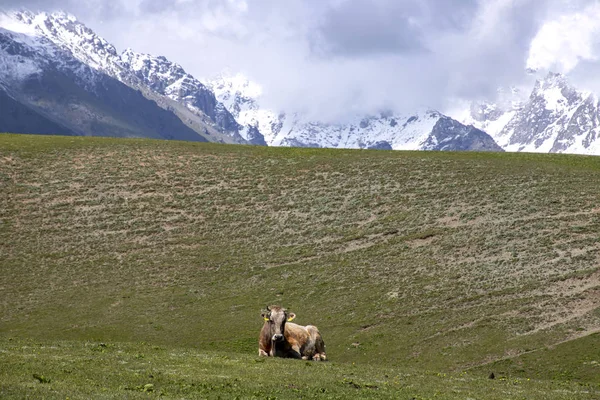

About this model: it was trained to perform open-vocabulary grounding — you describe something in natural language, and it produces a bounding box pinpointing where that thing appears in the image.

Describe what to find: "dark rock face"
[424,117,504,152]
[4,11,245,143]
[0,88,74,136]
[367,141,393,150]
[0,30,206,142]
[244,125,267,146]
[494,72,600,153]
[120,50,240,136]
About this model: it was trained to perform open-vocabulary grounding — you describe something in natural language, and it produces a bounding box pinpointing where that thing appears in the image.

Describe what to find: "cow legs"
[306,325,327,361]
[288,346,303,359]
[314,336,326,361]
[258,349,269,357]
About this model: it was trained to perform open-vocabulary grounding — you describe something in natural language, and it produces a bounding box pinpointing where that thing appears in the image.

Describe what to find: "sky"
[5,0,600,121]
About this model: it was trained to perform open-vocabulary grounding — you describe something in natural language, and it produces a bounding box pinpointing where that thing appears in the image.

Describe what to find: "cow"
[258,305,327,361]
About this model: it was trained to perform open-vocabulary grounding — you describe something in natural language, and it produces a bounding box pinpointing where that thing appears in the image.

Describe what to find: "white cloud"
[527,4,600,73]
[7,0,600,120]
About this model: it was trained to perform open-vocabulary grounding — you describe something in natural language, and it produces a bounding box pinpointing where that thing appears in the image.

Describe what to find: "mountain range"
[1,10,600,155]
[461,73,600,155]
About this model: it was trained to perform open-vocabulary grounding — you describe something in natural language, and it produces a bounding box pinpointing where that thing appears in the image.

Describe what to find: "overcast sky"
[6,0,600,120]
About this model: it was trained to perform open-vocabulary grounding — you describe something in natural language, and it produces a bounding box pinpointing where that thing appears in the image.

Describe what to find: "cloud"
[311,0,480,58]
[283,0,550,118]
[311,2,428,57]
[527,3,600,73]
[523,1,600,96]
[2,0,128,19]
[3,0,600,120]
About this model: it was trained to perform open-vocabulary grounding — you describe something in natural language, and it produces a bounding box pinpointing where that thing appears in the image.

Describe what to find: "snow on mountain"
[0,11,212,142]
[0,10,243,142]
[450,87,526,143]
[120,49,241,136]
[206,73,502,152]
[0,8,502,152]
[455,72,600,155]
[206,73,280,145]
[0,17,104,94]
[0,30,42,82]
[272,111,439,150]
[0,11,105,92]
[7,9,600,155]
[499,73,600,154]
[272,111,502,152]
[207,72,262,112]
[11,11,123,74]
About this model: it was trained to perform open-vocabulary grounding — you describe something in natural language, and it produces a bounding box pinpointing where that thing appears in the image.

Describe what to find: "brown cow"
[258,305,326,361]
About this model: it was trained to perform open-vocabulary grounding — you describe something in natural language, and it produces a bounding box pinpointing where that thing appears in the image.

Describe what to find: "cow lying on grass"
[258,305,327,361]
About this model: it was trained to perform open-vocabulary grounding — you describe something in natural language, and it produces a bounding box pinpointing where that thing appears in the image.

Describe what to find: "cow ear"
[287,313,296,322]
[261,312,269,321]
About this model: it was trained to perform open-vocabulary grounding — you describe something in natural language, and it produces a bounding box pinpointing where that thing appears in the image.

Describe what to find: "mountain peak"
[535,71,568,91]
[0,7,504,153]
[1,9,120,73]
[207,72,263,100]
[6,9,78,29]
[0,10,38,36]
[0,7,244,143]
[120,48,187,79]
[47,10,78,22]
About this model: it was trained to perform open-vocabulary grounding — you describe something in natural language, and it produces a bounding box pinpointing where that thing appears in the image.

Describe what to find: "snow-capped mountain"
[206,73,503,152]
[272,111,503,151]
[0,10,243,143]
[456,73,600,155]
[0,12,206,141]
[6,9,600,155]
[205,73,280,146]
[0,8,503,152]
[453,87,527,140]
[119,49,241,139]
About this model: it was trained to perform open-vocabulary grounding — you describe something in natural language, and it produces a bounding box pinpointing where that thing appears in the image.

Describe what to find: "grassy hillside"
[1,134,600,397]
[1,337,596,399]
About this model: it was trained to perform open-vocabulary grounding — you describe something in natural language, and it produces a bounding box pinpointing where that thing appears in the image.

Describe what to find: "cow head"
[261,305,296,343]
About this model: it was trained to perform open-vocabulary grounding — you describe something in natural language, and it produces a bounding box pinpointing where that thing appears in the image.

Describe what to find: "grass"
[476,332,600,383]
[2,133,600,398]
[1,337,598,399]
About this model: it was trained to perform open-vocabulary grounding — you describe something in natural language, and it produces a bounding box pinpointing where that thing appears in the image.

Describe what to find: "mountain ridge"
[206,72,503,152]
[0,21,209,141]
[0,9,502,152]
[457,72,600,155]
[0,10,244,143]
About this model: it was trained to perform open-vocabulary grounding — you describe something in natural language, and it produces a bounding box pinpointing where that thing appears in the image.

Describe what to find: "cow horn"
[266,305,271,311]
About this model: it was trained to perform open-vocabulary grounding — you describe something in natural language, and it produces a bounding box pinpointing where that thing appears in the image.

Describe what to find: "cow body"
[258,306,326,361]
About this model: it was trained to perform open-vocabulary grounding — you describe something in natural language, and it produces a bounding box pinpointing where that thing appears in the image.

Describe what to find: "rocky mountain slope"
[207,73,503,152]
[0,18,206,141]
[0,86,75,136]
[205,73,277,146]
[0,11,243,143]
[0,9,503,152]
[457,73,600,155]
